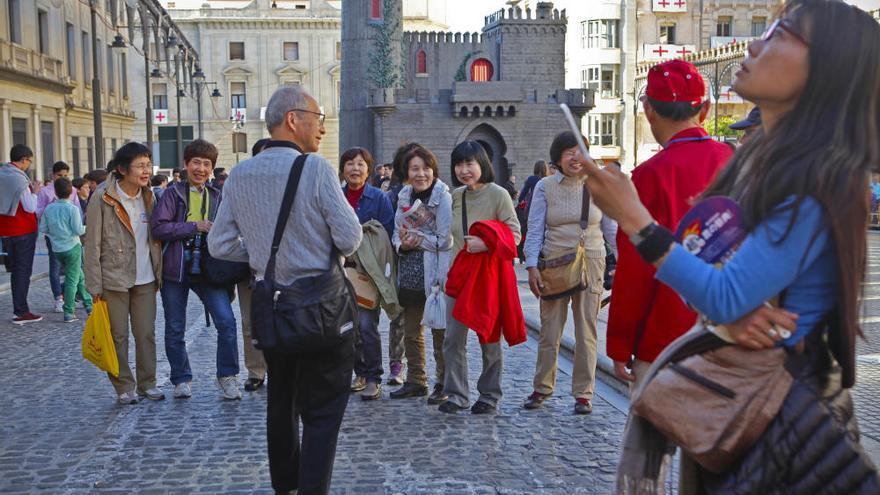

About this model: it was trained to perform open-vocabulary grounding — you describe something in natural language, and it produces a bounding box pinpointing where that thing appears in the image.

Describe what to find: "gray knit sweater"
[208,145,362,285]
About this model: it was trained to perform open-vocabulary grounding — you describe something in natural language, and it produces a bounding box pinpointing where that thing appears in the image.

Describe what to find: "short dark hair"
[338,147,374,182]
[451,140,495,187]
[109,142,152,180]
[646,97,707,122]
[401,144,439,182]
[252,138,270,156]
[183,139,218,167]
[53,178,72,199]
[150,174,168,187]
[533,160,547,177]
[71,178,86,189]
[172,168,182,175]
[391,143,421,182]
[52,161,70,174]
[549,131,589,166]
[10,144,33,163]
[85,169,108,185]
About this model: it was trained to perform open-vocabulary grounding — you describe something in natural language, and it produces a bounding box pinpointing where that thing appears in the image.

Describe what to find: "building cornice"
[170,16,341,31]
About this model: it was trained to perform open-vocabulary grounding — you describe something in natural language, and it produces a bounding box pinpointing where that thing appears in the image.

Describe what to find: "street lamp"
[111,34,127,50]
[89,0,104,169]
[191,66,220,140]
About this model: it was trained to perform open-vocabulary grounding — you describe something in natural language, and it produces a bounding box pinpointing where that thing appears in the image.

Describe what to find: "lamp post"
[138,4,154,154]
[89,0,104,169]
[192,66,206,139]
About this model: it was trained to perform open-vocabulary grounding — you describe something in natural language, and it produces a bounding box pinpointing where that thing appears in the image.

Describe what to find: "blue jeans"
[45,237,63,299]
[160,279,239,385]
[354,307,383,383]
[4,232,36,316]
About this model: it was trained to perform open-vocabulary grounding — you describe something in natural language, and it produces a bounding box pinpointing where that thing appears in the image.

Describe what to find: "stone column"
[57,108,67,165]
[0,99,11,162]
[32,104,43,182]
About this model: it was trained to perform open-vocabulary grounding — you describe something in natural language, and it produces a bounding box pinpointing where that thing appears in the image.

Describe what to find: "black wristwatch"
[629,222,675,264]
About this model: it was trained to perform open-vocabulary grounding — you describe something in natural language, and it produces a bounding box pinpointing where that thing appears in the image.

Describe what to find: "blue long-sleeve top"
[656,196,837,346]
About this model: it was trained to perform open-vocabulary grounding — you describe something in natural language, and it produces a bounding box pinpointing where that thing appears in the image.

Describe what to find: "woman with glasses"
[583,1,880,491]
[85,143,164,405]
[522,132,612,415]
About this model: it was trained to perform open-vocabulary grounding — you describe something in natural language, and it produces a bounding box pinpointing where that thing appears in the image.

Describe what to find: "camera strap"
[184,184,208,222]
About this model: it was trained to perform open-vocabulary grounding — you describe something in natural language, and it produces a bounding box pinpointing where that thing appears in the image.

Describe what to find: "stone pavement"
[0,246,50,293]
[0,275,632,494]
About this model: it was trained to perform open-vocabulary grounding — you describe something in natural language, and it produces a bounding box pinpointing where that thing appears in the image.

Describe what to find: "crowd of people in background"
[2,2,880,493]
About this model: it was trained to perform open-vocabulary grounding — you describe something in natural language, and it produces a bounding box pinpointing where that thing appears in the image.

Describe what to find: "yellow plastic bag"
[81,300,119,377]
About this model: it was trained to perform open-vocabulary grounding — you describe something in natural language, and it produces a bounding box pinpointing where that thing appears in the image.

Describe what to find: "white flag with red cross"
[643,44,695,61]
[152,109,169,125]
[653,0,687,13]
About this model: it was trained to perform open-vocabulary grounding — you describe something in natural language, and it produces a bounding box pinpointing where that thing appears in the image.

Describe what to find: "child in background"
[39,178,92,322]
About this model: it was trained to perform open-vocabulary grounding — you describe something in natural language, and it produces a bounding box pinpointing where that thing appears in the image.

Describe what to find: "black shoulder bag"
[191,187,251,286]
[250,154,359,353]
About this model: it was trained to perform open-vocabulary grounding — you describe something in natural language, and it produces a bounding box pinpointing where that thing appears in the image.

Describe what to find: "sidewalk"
[0,247,51,294]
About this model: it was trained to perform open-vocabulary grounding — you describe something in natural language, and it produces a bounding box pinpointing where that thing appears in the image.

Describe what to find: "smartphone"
[559,103,593,167]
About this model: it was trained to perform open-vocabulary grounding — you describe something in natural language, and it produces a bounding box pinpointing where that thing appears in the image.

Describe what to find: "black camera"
[184,234,204,276]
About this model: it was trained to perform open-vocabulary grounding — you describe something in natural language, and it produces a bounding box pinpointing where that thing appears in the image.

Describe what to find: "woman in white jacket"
[389,143,453,404]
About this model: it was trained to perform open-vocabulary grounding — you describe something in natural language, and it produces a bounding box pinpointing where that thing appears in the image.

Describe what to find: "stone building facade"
[508,0,775,170]
[0,0,135,180]
[129,0,448,168]
[341,0,593,186]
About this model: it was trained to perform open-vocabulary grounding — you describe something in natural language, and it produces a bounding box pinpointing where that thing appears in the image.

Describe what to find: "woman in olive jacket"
[85,143,163,405]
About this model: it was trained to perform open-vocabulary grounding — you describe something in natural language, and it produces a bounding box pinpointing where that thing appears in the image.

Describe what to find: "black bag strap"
[183,184,208,222]
[461,189,468,237]
[580,184,591,230]
[264,154,308,282]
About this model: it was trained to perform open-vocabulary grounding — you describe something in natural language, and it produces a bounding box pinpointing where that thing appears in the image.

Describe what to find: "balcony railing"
[0,40,72,91]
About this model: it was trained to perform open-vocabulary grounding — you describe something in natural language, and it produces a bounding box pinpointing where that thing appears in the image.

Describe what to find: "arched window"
[416,49,427,74]
[471,58,494,82]
[371,0,382,19]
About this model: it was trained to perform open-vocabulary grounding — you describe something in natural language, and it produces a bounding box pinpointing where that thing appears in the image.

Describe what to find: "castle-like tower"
[341,1,594,181]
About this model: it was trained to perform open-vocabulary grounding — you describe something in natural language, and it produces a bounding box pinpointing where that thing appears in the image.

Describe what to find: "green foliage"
[454,52,480,82]
[368,0,405,89]
[703,114,743,138]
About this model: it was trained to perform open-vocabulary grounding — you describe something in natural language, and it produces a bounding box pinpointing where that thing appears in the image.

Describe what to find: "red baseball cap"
[645,60,705,107]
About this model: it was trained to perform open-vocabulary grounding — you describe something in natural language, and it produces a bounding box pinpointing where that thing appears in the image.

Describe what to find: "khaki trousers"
[104,282,158,395]
[237,280,266,380]
[401,302,445,387]
[532,257,604,400]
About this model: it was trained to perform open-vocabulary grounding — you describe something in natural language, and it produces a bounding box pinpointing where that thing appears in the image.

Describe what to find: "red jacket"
[446,220,526,346]
[0,203,37,237]
[606,127,732,363]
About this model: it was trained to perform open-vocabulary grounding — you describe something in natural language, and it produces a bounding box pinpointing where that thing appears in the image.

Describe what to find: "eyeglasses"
[562,150,581,159]
[290,108,326,125]
[130,163,153,172]
[762,18,810,47]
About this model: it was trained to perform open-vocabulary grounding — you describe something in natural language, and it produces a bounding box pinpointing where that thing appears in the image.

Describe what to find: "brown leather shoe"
[523,391,551,410]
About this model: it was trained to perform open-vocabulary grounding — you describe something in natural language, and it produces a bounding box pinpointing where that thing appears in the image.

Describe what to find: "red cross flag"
[714,85,744,104]
[152,109,168,125]
[653,0,686,12]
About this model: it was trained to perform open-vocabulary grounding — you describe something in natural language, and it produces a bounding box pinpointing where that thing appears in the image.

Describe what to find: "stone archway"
[465,123,508,184]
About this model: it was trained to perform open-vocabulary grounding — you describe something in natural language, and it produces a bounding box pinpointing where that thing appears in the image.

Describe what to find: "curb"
[524,313,631,396]
[0,271,49,295]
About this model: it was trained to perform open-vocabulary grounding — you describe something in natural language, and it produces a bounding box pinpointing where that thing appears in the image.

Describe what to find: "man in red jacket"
[0,144,43,324]
[606,60,732,393]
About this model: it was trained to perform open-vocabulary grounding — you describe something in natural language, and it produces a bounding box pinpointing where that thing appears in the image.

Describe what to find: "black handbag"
[250,154,359,353]
[201,243,251,286]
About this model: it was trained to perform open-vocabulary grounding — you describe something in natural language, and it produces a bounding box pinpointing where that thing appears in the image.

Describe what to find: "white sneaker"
[53,298,63,313]
[117,391,138,405]
[217,376,242,400]
[173,382,192,399]
[139,387,165,401]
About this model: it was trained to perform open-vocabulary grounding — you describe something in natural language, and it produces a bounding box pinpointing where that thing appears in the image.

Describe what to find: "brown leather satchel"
[632,325,794,473]
[537,185,591,300]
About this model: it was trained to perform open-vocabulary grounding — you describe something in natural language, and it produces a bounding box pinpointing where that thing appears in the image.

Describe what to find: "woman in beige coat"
[85,142,163,405]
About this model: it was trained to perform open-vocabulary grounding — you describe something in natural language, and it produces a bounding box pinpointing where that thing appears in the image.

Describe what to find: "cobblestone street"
[0,276,628,494]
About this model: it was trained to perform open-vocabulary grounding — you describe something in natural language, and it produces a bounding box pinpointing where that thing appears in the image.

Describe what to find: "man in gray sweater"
[208,85,362,495]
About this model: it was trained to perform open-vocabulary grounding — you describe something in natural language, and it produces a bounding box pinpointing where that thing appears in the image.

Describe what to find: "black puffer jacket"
[705,335,879,494]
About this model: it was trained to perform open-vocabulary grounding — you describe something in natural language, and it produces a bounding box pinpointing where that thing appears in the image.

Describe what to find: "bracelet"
[634,224,675,264]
